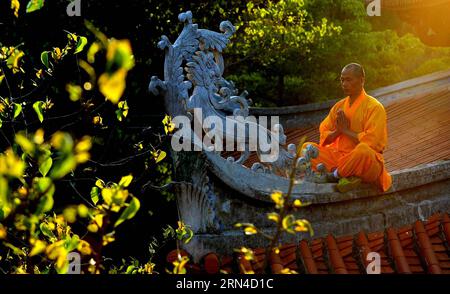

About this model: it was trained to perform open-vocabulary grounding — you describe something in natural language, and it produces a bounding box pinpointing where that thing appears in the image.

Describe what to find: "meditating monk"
[302,63,392,192]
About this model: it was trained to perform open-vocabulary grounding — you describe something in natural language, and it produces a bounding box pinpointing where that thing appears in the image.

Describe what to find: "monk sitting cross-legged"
[302,63,392,192]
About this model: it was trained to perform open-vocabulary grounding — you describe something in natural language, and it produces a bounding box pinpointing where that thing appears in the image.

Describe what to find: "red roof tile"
[203,253,220,274]
[299,240,319,274]
[414,221,442,274]
[171,213,450,274]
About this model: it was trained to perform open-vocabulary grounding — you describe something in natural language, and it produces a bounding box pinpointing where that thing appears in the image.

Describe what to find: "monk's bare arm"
[322,129,340,145]
[341,128,359,144]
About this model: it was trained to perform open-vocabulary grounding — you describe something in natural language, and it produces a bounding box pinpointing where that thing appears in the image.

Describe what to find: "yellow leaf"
[293,199,302,208]
[63,207,77,223]
[11,0,20,17]
[77,240,92,255]
[15,133,35,155]
[33,128,44,144]
[98,69,127,104]
[282,215,295,234]
[119,174,133,188]
[234,247,254,261]
[101,187,113,205]
[0,148,25,178]
[280,268,298,274]
[151,150,166,163]
[106,39,134,71]
[87,42,101,63]
[79,60,96,82]
[75,152,90,163]
[294,219,313,235]
[77,204,89,218]
[29,239,47,256]
[52,47,62,61]
[36,69,44,79]
[55,248,68,271]
[102,233,115,246]
[75,136,92,153]
[51,132,73,151]
[94,214,103,228]
[172,255,189,274]
[95,179,105,188]
[267,212,280,223]
[87,223,98,233]
[270,190,284,209]
[244,226,257,235]
[162,115,175,134]
[92,115,103,125]
[0,224,6,239]
[66,84,83,101]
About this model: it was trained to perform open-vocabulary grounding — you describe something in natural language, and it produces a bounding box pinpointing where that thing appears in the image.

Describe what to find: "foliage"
[228,0,450,105]
[234,136,312,274]
[228,0,341,104]
[0,2,178,273]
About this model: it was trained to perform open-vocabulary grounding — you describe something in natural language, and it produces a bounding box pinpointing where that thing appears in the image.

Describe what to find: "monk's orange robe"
[303,90,392,192]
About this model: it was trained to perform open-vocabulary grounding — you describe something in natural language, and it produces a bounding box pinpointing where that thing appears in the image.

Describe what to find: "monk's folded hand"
[336,110,349,132]
[337,110,361,143]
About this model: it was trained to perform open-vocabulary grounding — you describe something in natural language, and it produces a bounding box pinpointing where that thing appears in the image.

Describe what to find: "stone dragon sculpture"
[149,11,322,180]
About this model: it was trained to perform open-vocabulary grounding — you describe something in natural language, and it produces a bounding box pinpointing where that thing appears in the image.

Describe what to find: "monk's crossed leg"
[337,142,382,183]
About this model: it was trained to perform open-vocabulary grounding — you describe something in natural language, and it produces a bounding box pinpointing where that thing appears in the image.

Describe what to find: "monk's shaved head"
[342,63,365,78]
[340,63,365,97]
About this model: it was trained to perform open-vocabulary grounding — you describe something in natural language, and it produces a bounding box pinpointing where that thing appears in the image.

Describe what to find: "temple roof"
[168,213,450,274]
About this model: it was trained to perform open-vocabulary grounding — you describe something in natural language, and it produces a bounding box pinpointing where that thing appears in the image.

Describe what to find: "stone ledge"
[205,150,450,205]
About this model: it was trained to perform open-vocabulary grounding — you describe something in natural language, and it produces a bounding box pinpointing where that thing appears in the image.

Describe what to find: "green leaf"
[65,234,79,252]
[114,197,140,227]
[33,101,45,123]
[36,190,54,215]
[39,157,52,177]
[0,118,2,129]
[35,177,55,214]
[40,222,56,240]
[66,84,82,101]
[0,177,10,220]
[49,155,76,179]
[12,103,22,119]
[115,109,124,121]
[126,265,136,274]
[41,51,50,68]
[90,187,99,205]
[184,228,194,244]
[75,36,88,54]
[26,0,45,13]
[15,133,35,156]
[119,174,133,188]
[4,242,26,256]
